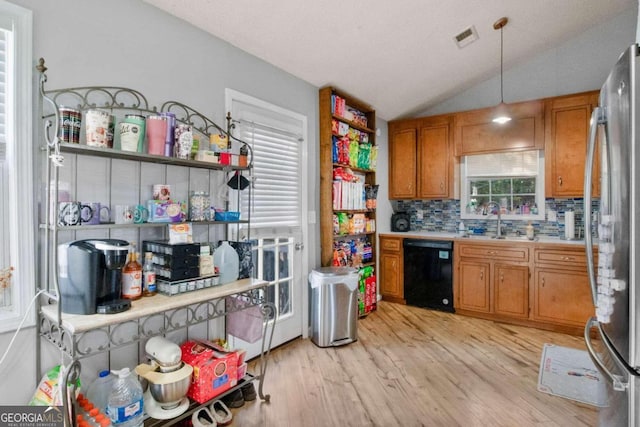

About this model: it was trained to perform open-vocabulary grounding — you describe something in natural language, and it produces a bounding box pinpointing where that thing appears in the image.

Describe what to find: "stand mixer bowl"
[135,336,193,409]
[147,366,192,409]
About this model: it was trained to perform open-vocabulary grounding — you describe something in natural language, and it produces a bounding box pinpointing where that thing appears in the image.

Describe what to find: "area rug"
[537,343,607,407]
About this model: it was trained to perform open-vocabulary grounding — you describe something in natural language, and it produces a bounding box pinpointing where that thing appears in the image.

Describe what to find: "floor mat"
[538,343,607,407]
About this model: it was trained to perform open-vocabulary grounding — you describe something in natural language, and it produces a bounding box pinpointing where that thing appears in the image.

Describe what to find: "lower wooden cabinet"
[455,241,594,334]
[379,237,405,303]
[456,243,529,320]
[457,260,490,313]
[532,246,595,327]
[494,264,529,319]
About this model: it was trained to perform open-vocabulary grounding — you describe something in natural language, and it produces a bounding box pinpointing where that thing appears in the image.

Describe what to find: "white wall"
[0,0,320,405]
[418,8,637,116]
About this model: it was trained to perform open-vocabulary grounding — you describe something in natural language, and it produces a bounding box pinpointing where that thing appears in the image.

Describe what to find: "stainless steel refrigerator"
[584,43,640,427]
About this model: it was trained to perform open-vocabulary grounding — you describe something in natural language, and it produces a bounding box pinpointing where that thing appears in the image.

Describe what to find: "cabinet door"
[380,252,403,300]
[389,127,417,199]
[545,92,599,197]
[494,264,529,319]
[454,100,544,156]
[458,260,490,313]
[418,123,450,198]
[532,267,594,327]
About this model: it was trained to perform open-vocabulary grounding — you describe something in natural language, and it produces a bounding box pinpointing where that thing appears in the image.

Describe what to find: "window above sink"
[460,150,545,221]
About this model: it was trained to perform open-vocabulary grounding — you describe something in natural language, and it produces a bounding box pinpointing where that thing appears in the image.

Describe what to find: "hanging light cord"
[499,24,504,104]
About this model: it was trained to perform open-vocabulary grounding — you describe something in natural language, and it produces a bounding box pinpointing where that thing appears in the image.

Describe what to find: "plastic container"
[214,241,239,285]
[458,221,466,237]
[107,368,144,427]
[87,370,114,412]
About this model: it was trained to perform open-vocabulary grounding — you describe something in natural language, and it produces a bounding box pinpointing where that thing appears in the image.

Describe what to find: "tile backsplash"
[395,198,600,238]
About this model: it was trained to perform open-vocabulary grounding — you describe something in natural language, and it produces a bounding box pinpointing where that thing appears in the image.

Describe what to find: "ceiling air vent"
[454,25,479,48]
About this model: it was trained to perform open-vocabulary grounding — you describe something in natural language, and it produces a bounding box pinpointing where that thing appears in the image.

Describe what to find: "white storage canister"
[214,241,239,285]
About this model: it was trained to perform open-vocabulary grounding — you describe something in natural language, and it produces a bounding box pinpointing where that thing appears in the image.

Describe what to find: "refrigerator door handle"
[584,106,604,306]
[585,317,636,391]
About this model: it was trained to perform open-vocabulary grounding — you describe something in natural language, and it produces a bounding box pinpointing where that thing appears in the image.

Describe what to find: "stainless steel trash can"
[309,266,359,347]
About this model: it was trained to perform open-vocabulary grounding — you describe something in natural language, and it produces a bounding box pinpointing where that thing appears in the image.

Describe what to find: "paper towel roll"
[565,211,575,240]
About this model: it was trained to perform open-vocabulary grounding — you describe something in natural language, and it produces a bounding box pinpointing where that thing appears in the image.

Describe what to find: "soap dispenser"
[526,221,535,240]
[458,221,466,237]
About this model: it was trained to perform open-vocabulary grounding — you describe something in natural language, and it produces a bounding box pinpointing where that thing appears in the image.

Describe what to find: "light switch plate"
[416,210,423,220]
[547,210,557,222]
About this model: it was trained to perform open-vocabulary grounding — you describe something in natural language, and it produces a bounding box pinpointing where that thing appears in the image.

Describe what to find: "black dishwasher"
[403,239,454,312]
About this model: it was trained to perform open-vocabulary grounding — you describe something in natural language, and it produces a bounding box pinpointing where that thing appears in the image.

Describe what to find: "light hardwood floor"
[237,301,597,426]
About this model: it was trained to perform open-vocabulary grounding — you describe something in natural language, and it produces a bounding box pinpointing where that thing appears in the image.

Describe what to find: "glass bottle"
[122,251,142,300]
[142,252,157,297]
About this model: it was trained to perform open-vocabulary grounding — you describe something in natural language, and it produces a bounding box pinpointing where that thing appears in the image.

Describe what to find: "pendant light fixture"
[492,17,511,124]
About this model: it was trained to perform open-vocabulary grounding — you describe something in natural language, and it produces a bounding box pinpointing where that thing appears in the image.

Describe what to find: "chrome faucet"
[487,201,503,238]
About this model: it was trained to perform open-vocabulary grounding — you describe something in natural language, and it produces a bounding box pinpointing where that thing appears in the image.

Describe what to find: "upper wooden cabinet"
[389,115,453,200]
[454,100,544,156]
[545,91,600,198]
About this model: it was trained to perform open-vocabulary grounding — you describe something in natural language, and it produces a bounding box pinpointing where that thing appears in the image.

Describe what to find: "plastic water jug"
[214,241,239,285]
[86,369,114,412]
[107,367,144,427]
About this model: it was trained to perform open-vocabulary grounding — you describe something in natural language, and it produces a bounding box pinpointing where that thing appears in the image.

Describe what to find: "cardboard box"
[181,340,238,403]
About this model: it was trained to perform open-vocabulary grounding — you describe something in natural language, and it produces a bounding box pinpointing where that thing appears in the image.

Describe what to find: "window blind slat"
[236,115,302,229]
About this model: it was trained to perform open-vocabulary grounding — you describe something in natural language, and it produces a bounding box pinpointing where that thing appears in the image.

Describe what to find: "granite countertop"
[379,231,593,246]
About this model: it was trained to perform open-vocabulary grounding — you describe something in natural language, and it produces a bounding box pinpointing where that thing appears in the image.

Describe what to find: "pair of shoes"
[210,400,233,426]
[221,389,244,409]
[240,382,257,401]
[192,407,217,427]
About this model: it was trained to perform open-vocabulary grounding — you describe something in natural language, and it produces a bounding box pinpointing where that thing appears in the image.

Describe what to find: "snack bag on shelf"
[331,119,339,135]
[358,143,371,170]
[370,145,378,171]
[29,365,81,406]
[348,139,359,167]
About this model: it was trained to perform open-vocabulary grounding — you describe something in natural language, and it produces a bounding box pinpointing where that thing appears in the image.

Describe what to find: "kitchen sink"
[461,234,538,242]
[492,235,538,242]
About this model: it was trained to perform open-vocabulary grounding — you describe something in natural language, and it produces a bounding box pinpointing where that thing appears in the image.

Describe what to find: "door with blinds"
[226,90,308,358]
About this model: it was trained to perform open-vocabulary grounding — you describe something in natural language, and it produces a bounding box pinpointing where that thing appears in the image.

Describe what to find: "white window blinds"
[236,120,302,228]
[0,29,7,162]
[465,150,539,177]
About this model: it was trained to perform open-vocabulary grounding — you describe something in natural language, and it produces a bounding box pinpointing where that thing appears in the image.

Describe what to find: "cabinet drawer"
[381,237,402,252]
[534,249,587,267]
[458,244,528,262]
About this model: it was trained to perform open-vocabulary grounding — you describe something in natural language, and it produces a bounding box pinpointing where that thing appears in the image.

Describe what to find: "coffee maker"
[58,239,131,314]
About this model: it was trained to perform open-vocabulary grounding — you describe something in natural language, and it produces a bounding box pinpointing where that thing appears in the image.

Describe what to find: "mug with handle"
[83,202,111,225]
[115,205,135,224]
[133,204,149,224]
[58,201,92,226]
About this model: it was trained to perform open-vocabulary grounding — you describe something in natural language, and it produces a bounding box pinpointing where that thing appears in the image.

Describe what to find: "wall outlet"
[547,210,557,222]
[416,209,423,220]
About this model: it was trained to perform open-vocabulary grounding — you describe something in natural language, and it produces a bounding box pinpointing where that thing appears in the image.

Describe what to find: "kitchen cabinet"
[453,100,544,156]
[319,86,377,315]
[532,246,595,327]
[494,264,529,319]
[545,91,600,197]
[388,114,454,200]
[35,61,275,426]
[457,260,490,312]
[379,236,405,303]
[455,242,529,320]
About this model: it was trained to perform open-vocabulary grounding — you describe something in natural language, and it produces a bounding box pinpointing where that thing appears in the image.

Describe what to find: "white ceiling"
[143,0,634,120]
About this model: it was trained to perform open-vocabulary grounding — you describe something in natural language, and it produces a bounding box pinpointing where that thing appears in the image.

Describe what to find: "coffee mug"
[115,205,135,224]
[83,202,111,225]
[133,204,149,224]
[58,202,92,226]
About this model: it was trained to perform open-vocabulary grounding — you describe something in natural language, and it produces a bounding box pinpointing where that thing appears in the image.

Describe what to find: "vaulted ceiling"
[144,0,635,120]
